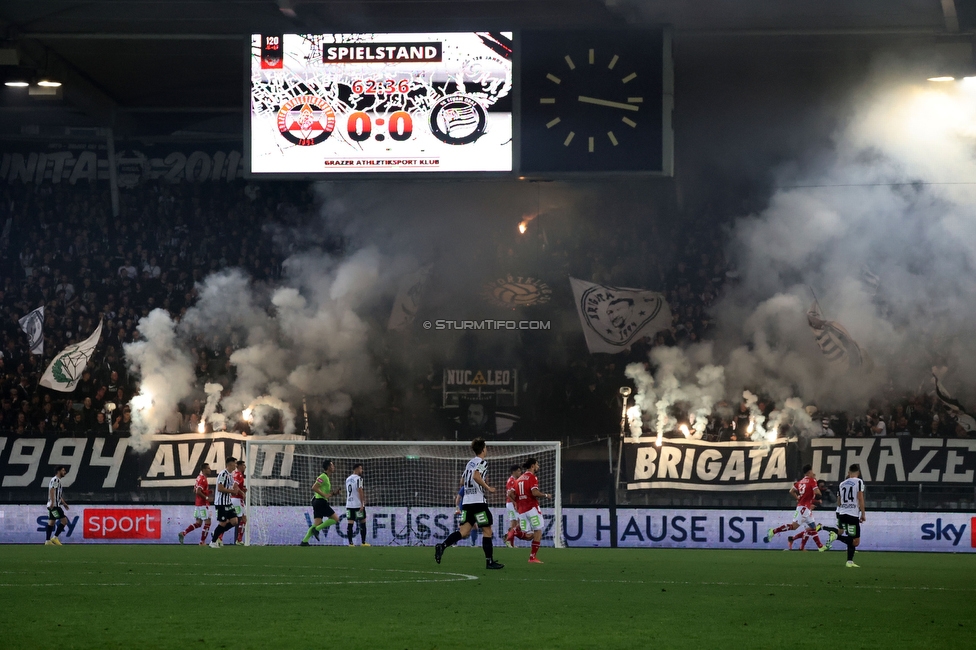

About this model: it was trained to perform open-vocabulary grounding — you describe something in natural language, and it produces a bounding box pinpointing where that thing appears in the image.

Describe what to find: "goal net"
[243,439,562,548]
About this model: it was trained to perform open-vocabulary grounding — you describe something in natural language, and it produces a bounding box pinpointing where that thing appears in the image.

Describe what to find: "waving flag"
[571,278,672,354]
[18,305,44,355]
[933,371,976,433]
[387,264,432,331]
[806,302,864,369]
[39,321,103,392]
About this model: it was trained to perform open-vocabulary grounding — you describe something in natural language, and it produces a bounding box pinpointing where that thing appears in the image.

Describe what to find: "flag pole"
[806,285,825,318]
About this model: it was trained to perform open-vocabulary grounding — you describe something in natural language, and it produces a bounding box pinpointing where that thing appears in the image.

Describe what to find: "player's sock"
[315,519,337,532]
[443,531,463,548]
[302,526,316,543]
[54,522,64,537]
[347,523,354,543]
[482,535,494,561]
[201,521,211,543]
[519,530,533,540]
[45,523,53,540]
[182,522,200,536]
[811,532,823,549]
[211,523,228,543]
[237,521,246,544]
[360,524,367,545]
[530,540,540,559]
[772,524,792,535]
[847,545,856,562]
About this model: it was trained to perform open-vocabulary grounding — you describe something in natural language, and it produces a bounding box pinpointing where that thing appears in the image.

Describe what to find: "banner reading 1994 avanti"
[250,32,513,174]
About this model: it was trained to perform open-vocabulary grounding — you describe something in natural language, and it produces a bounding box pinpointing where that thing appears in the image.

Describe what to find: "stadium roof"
[0,0,969,139]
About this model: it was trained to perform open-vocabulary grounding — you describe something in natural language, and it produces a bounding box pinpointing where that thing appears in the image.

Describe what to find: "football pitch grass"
[1,545,973,649]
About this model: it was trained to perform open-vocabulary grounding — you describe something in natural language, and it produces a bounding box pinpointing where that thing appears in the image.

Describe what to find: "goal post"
[243,439,563,548]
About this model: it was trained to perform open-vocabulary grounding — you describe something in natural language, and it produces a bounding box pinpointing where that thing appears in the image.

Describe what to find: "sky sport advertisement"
[2,506,972,552]
[249,32,513,174]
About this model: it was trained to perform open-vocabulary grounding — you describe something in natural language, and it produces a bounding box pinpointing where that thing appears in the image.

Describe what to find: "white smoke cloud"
[125,244,390,437]
[123,309,195,450]
[628,70,976,439]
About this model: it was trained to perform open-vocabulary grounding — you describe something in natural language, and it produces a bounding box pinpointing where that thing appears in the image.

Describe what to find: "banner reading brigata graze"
[807,437,976,484]
[623,437,976,491]
[623,438,800,491]
[0,433,298,501]
[0,144,245,185]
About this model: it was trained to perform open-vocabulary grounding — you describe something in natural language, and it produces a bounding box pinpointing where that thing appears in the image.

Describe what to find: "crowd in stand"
[0,179,970,440]
[0,180,306,435]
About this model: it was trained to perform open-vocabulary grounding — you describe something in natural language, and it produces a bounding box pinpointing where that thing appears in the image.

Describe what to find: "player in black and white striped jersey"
[208,457,241,548]
[824,464,866,567]
[45,465,70,546]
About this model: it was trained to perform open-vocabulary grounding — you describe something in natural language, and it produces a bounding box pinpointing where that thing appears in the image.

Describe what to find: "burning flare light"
[131,392,153,411]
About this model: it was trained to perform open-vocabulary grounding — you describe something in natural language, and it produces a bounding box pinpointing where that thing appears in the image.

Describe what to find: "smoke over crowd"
[626,67,976,441]
[119,59,976,448]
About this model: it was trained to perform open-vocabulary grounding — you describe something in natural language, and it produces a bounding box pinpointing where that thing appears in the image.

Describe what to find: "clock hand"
[577,96,640,112]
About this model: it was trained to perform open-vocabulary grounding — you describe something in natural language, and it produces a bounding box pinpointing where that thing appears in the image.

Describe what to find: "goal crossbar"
[243,439,563,548]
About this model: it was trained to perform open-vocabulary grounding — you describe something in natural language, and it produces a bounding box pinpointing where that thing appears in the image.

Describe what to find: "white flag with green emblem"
[39,321,103,392]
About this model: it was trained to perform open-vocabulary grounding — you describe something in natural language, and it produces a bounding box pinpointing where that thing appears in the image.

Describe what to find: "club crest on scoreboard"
[276,95,337,146]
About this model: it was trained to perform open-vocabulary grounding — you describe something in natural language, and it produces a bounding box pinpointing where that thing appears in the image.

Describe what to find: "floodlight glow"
[927,76,955,82]
[4,81,28,87]
[37,80,62,87]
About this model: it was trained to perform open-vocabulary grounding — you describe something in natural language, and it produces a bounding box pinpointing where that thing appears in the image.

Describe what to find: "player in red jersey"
[231,459,247,544]
[764,464,825,550]
[504,464,530,548]
[511,458,552,564]
[178,463,213,545]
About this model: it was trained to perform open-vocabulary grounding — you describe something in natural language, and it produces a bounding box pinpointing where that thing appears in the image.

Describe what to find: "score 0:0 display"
[346,111,414,142]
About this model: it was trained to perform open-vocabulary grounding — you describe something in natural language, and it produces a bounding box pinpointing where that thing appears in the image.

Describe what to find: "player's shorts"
[216,505,237,523]
[47,507,65,521]
[836,513,861,539]
[793,506,816,530]
[517,507,544,534]
[233,504,244,518]
[506,504,519,523]
[312,499,335,520]
[459,502,493,528]
[192,506,210,521]
[346,507,366,521]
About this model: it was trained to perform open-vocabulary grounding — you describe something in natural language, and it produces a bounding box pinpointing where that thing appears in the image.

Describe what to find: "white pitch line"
[489,577,976,592]
[0,577,477,588]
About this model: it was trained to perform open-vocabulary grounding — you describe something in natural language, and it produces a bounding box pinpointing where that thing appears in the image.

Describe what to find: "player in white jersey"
[344,464,370,547]
[434,438,504,570]
[824,463,866,567]
[209,457,241,548]
[45,465,69,545]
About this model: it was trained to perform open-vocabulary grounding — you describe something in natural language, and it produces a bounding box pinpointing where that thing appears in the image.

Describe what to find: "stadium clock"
[519,30,669,174]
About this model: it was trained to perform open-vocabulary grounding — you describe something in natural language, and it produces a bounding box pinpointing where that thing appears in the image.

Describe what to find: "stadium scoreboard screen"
[248,30,672,177]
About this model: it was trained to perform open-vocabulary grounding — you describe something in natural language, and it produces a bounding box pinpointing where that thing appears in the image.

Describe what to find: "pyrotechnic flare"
[242,396,297,435]
[679,424,690,438]
[131,392,153,411]
[626,404,643,437]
